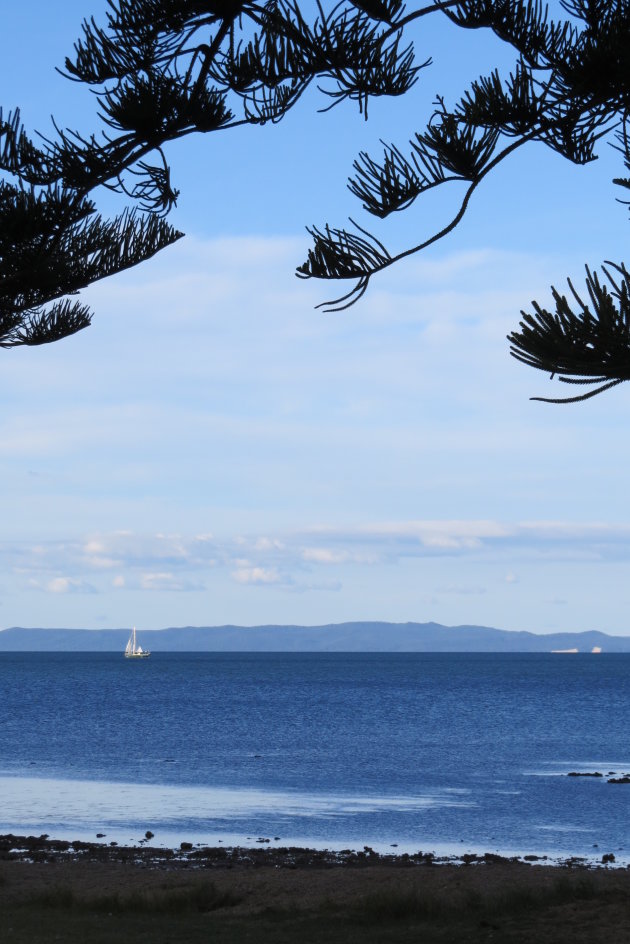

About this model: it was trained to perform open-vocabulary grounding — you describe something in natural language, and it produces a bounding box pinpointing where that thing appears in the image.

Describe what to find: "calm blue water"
[1,652,629,858]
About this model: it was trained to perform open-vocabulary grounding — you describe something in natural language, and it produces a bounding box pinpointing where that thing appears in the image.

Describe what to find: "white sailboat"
[124,626,150,659]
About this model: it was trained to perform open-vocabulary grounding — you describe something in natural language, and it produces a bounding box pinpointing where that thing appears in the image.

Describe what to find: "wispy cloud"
[139,572,204,592]
[5,519,630,600]
[29,577,97,595]
[231,566,284,586]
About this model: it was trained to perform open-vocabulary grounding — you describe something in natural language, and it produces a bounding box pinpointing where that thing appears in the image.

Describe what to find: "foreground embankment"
[2,835,630,943]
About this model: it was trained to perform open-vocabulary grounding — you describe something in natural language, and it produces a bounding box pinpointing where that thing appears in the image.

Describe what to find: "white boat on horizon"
[124,626,150,659]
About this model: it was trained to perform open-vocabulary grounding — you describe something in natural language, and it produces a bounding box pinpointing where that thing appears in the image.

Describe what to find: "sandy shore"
[2,834,630,942]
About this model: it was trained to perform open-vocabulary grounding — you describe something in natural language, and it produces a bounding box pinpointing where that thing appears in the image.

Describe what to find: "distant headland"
[0,621,629,652]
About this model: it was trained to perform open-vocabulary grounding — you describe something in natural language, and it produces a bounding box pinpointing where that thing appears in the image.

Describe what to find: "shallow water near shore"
[1,651,630,860]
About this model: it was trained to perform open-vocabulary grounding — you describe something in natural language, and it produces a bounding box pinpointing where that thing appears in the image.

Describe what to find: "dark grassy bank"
[2,858,630,944]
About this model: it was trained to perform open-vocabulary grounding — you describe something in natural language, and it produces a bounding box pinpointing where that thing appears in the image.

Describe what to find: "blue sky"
[2,2,630,634]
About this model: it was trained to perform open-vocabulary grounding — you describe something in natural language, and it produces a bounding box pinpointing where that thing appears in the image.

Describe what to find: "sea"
[1,651,629,862]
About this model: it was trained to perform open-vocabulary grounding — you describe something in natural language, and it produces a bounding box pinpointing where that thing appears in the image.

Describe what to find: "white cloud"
[231,566,283,585]
[30,577,97,595]
[355,520,512,547]
[6,519,630,599]
[139,572,203,592]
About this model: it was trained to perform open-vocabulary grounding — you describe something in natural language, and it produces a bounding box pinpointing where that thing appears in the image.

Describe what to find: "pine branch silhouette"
[2,0,630,404]
[2,0,428,347]
[295,0,630,399]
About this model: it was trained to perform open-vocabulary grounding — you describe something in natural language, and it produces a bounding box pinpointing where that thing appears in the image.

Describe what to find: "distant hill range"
[0,621,629,652]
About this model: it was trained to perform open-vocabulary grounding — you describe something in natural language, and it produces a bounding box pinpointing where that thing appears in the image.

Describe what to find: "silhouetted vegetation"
[3,2,630,401]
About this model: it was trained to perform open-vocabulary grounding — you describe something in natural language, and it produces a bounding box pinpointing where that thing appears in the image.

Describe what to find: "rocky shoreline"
[0,832,623,870]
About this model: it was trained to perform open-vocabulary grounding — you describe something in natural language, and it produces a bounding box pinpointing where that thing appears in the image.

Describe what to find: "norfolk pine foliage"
[1,0,629,401]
